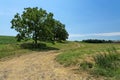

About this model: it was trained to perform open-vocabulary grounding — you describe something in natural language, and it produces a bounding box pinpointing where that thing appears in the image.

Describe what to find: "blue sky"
[0,0,120,40]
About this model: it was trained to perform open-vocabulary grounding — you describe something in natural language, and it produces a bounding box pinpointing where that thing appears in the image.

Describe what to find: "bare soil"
[0,51,97,80]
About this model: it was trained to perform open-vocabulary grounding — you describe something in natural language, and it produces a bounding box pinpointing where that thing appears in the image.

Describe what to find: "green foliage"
[11,7,68,46]
[53,20,69,41]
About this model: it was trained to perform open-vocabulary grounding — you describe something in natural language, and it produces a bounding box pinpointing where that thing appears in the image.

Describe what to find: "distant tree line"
[82,39,113,43]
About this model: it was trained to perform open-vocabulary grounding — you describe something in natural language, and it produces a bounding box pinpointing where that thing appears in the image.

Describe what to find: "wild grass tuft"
[80,61,93,70]
[93,47,120,77]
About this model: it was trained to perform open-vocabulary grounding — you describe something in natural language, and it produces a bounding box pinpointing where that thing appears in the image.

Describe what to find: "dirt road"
[0,51,95,80]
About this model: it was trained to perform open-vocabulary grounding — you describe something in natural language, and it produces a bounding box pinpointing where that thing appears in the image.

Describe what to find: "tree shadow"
[20,43,59,51]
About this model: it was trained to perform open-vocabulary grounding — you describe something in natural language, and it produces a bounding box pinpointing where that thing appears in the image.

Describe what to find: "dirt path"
[0,51,95,80]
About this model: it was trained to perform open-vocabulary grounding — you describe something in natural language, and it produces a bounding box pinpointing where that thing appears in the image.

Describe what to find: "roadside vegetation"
[0,36,30,59]
[56,42,120,80]
[0,36,120,79]
[0,36,70,59]
[92,47,120,79]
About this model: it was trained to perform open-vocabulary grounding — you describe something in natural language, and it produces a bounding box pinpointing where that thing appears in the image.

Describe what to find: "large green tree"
[11,7,68,46]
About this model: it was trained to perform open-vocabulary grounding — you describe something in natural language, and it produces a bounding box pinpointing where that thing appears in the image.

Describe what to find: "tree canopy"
[11,7,68,46]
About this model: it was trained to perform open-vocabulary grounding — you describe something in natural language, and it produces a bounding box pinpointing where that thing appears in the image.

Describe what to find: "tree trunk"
[34,38,37,48]
[34,27,38,48]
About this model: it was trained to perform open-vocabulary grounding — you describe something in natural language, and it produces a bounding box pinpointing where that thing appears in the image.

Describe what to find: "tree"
[53,20,69,42]
[11,7,68,46]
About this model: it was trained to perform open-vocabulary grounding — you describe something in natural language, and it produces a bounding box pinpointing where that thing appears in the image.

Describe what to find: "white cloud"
[69,32,120,38]
[94,32,120,36]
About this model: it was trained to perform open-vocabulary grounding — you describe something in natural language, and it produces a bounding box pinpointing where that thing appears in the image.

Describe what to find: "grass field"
[56,42,120,66]
[0,36,17,44]
[0,36,30,59]
[56,42,120,80]
[0,36,120,79]
[0,36,69,59]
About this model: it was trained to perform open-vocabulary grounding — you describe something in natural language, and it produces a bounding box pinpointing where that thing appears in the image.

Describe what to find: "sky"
[0,0,120,41]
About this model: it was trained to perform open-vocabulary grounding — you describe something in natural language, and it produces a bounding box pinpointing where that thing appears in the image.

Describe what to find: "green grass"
[0,36,71,59]
[56,42,120,79]
[92,47,120,78]
[0,36,30,59]
[56,51,82,66]
[79,47,120,79]
[0,44,29,59]
[0,36,17,44]
[56,43,120,66]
